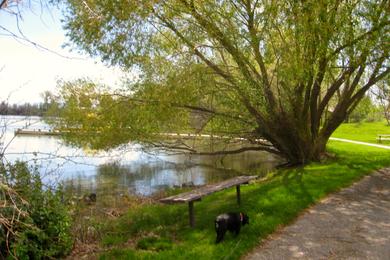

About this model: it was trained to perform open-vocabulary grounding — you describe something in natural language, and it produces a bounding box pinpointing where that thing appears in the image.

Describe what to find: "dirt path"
[244,168,390,260]
[329,137,390,150]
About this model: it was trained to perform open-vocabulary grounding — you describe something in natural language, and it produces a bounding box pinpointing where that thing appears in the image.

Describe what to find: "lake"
[0,116,280,196]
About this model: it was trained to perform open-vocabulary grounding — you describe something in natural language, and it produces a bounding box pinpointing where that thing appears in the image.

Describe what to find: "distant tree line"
[347,95,384,123]
[0,101,49,116]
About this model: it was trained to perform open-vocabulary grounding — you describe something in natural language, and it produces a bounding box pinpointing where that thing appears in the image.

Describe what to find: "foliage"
[0,161,73,259]
[46,78,191,149]
[347,95,382,123]
[373,76,390,125]
[53,0,390,164]
[79,140,390,259]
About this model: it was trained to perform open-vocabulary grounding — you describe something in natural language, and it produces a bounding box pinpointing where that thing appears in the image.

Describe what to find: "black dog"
[215,212,249,243]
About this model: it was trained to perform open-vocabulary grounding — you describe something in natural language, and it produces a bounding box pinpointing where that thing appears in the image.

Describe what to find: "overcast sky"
[0,3,126,104]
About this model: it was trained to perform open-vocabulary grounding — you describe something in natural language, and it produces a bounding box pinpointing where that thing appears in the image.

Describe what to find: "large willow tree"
[55,0,389,164]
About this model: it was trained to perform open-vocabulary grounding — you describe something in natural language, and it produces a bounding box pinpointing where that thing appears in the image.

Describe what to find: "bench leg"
[189,201,195,228]
[236,185,241,205]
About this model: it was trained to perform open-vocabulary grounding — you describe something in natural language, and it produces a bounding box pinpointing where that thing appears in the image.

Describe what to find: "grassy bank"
[79,140,390,259]
[332,121,390,144]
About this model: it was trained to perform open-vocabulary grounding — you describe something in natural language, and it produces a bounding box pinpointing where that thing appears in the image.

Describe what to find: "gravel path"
[244,168,390,260]
[329,137,390,150]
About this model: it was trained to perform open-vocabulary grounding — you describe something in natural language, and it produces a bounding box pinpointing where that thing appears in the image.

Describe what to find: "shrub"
[0,161,73,259]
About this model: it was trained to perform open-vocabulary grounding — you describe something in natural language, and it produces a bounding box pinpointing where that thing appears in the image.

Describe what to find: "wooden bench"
[377,134,390,143]
[159,175,257,227]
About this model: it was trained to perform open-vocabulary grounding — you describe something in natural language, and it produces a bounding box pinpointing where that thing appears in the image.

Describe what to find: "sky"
[0,2,126,104]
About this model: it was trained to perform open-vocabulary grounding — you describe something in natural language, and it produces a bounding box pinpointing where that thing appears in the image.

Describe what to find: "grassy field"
[332,121,390,144]
[85,138,390,259]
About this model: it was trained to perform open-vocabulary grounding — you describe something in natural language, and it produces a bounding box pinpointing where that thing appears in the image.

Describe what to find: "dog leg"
[234,226,241,236]
[216,230,225,243]
[215,220,227,243]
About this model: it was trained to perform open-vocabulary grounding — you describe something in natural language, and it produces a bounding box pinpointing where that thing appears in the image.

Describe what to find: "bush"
[0,161,73,259]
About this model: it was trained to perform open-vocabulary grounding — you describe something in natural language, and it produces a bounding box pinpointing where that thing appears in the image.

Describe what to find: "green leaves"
[56,0,389,162]
[0,161,73,259]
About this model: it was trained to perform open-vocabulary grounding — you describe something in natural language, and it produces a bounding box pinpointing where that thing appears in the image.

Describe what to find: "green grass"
[97,139,390,260]
[332,121,390,144]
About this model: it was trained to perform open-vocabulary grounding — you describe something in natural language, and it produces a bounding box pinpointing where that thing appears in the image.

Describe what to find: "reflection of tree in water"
[61,145,280,197]
[194,150,279,175]
[90,150,278,196]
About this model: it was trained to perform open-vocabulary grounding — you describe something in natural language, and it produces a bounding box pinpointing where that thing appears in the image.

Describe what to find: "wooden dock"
[14,129,62,136]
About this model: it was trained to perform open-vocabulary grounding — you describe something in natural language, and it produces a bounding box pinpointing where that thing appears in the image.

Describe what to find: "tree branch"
[149,141,281,156]
[317,66,355,119]
[0,0,7,9]
[155,12,267,127]
[181,0,277,111]
[244,0,275,109]
[310,57,328,136]
[191,146,280,156]
[349,66,390,108]
[328,20,390,59]
[111,94,253,125]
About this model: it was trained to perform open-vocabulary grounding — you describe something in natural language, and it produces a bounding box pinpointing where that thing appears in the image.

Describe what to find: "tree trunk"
[259,116,332,165]
[272,135,329,165]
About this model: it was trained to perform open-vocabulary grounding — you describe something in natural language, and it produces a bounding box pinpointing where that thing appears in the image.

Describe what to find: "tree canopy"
[54,0,389,164]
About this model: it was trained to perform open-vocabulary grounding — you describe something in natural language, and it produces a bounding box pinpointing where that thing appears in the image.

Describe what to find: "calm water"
[0,116,280,196]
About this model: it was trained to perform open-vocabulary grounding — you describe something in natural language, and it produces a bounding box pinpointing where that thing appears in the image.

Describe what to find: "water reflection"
[64,148,279,196]
[1,116,280,196]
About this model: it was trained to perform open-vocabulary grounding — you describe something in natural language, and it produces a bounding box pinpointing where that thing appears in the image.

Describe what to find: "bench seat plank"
[160,175,257,204]
[377,135,390,143]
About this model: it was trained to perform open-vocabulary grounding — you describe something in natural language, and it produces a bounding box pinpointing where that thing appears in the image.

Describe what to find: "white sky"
[0,3,127,104]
